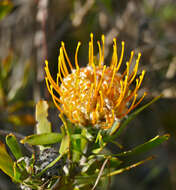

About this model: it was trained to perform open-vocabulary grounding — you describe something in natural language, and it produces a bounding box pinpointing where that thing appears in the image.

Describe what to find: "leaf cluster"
[0,97,169,190]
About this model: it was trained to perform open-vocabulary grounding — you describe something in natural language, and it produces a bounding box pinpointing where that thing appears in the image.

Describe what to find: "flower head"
[45,33,146,129]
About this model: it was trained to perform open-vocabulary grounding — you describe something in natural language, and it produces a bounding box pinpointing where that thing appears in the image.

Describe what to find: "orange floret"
[45,33,146,129]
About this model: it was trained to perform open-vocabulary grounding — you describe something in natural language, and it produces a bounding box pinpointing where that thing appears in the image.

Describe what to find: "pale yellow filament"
[102,35,105,64]
[45,78,62,104]
[68,104,75,123]
[57,56,62,85]
[137,70,145,89]
[110,38,118,69]
[96,65,106,93]
[115,62,130,98]
[45,60,62,95]
[129,52,141,84]
[60,58,67,78]
[126,61,130,78]
[60,48,69,76]
[124,69,145,105]
[58,67,63,83]
[133,92,147,110]
[89,42,91,65]
[125,94,137,115]
[111,109,115,125]
[92,111,96,124]
[116,41,125,72]
[108,67,116,94]
[121,51,134,79]
[92,63,97,89]
[97,41,102,67]
[61,41,73,70]
[95,103,100,122]
[50,86,62,112]
[90,33,94,65]
[75,41,81,71]
[115,75,128,108]
[56,74,59,86]
[129,51,134,65]
[125,78,139,103]
[96,102,100,113]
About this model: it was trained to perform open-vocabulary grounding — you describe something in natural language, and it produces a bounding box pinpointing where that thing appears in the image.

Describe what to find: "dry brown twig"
[72,0,95,27]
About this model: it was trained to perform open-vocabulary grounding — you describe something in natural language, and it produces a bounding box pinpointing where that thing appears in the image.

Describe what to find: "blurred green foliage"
[0,0,13,20]
[0,52,35,128]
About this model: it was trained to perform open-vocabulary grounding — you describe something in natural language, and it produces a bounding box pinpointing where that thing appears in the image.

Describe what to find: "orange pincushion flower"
[45,33,146,129]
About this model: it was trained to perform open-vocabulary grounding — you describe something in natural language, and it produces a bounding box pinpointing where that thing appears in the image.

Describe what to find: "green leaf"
[82,155,121,174]
[92,147,103,154]
[111,95,163,140]
[71,134,86,140]
[109,139,123,149]
[76,157,153,187]
[59,135,70,155]
[81,158,97,173]
[70,130,90,162]
[13,162,21,182]
[6,133,23,160]
[81,128,89,152]
[109,156,122,168]
[20,133,62,145]
[105,156,154,177]
[115,134,170,158]
[35,100,52,149]
[36,100,52,134]
[0,141,14,178]
[72,139,82,162]
[96,131,105,147]
[75,175,97,186]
